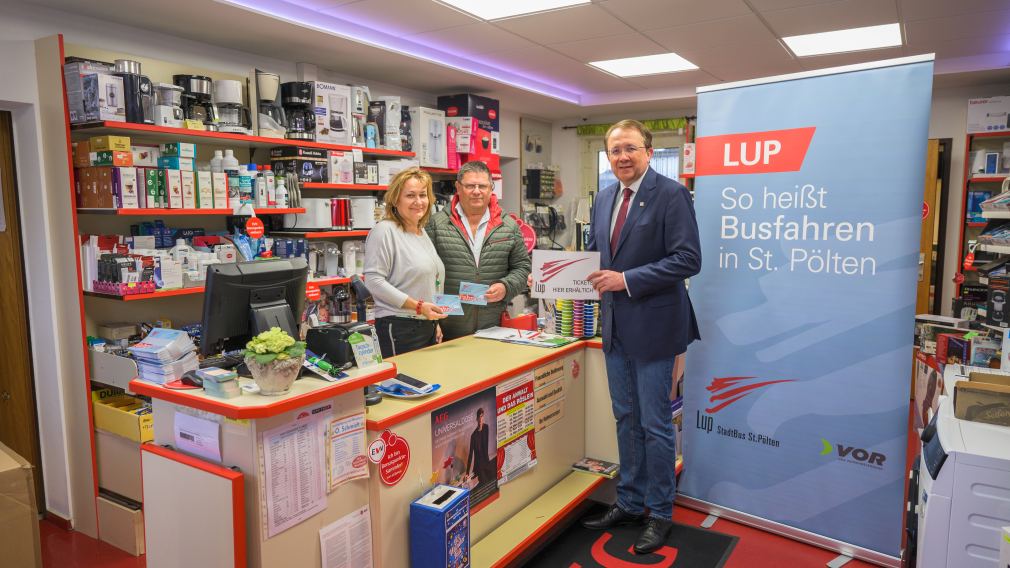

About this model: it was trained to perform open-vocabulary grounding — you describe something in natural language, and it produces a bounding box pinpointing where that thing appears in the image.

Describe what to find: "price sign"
[246,217,264,239]
[306,283,321,301]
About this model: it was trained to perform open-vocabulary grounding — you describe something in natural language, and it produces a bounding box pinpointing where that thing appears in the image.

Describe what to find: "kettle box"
[271,146,329,183]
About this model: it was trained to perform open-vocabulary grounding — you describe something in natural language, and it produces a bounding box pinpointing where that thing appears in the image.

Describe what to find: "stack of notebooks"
[128,328,198,384]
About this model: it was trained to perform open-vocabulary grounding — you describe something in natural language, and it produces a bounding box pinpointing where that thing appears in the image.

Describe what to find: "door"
[0,111,44,510]
[918,139,941,314]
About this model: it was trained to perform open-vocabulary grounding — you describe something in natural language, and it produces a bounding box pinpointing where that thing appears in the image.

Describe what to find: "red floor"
[40,520,144,568]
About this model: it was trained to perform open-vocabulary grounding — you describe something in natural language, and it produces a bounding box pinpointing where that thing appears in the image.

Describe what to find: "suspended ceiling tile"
[900,0,1010,21]
[548,32,666,63]
[905,10,1010,45]
[677,38,794,70]
[794,46,907,70]
[701,59,806,83]
[907,34,1010,61]
[319,0,478,36]
[596,0,753,32]
[623,69,720,89]
[408,22,539,56]
[643,14,777,53]
[493,4,634,45]
[475,45,634,94]
[761,0,899,37]
[746,0,837,11]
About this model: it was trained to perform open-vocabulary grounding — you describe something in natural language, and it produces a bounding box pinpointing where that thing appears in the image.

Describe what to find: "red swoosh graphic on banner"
[705,376,795,414]
[541,258,588,282]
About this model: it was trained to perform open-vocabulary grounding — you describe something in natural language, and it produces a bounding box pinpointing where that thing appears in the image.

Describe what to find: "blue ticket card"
[433,294,465,316]
[459,281,489,305]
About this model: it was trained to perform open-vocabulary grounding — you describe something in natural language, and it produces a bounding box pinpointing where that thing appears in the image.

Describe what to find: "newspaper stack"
[128,328,199,384]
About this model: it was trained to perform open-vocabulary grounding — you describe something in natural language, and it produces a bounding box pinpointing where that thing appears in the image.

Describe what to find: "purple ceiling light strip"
[216,0,583,104]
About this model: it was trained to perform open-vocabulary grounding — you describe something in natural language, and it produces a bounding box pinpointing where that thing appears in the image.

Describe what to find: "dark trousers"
[375,316,437,358]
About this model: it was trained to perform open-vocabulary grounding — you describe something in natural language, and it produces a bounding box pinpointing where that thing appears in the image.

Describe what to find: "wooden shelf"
[982,210,1010,219]
[301,183,388,191]
[77,207,304,216]
[84,287,205,301]
[70,121,416,158]
[969,176,1009,183]
[270,230,370,239]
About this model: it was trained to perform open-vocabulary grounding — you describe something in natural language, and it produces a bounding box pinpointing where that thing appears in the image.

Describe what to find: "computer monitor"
[200,258,308,355]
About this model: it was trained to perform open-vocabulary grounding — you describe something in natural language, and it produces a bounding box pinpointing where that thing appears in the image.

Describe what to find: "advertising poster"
[431,388,499,509]
[682,55,933,562]
[328,413,368,490]
[530,250,600,300]
[495,373,537,484]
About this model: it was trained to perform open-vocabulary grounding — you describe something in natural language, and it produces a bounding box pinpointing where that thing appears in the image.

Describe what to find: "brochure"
[473,326,578,348]
[459,282,489,305]
[433,294,465,316]
[572,457,619,479]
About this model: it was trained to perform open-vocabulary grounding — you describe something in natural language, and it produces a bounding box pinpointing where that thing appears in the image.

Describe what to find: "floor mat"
[525,505,737,568]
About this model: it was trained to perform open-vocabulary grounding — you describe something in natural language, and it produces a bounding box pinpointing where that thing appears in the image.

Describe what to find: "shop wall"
[928,82,1010,315]
[0,1,521,528]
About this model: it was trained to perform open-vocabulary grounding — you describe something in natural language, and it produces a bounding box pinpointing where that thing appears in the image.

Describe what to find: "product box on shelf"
[954,378,1010,426]
[328,151,354,184]
[160,142,196,159]
[112,167,139,209]
[272,146,329,183]
[353,161,378,185]
[439,93,500,156]
[180,170,197,209]
[63,57,116,123]
[377,159,418,185]
[90,135,131,152]
[73,141,92,167]
[0,441,41,568]
[196,171,213,209]
[313,82,352,146]
[988,275,1010,327]
[141,168,160,208]
[366,99,388,148]
[93,150,134,167]
[212,172,228,209]
[376,96,402,151]
[131,144,160,168]
[936,333,971,368]
[409,107,447,169]
[970,335,1001,367]
[82,72,126,122]
[164,169,183,209]
[967,96,1010,134]
[913,351,943,430]
[158,156,194,171]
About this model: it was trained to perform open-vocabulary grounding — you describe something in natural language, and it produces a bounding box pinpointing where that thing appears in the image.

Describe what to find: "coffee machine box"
[196,171,214,209]
[409,107,447,169]
[353,162,379,185]
[438,93,499,132]
[82,72,126,123]
[376,96,402,151]
[211,173,228,209]
[164,169,184,209]
[63,58,116,123]
[112,167,139,209]
[313,82,352,146]
[328,151,354,184]
[270,146,329,183]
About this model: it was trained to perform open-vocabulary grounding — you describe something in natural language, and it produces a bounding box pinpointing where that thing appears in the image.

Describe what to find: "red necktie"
[610,187,632,252]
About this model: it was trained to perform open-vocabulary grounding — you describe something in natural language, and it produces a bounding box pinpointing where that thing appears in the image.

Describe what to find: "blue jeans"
[604,343,677,520]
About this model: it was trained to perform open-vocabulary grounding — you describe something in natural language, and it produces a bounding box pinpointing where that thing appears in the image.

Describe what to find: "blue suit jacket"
[588,168,701,360]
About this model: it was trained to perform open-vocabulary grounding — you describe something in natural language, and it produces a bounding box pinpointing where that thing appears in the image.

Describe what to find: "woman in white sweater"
[364,167,447,357]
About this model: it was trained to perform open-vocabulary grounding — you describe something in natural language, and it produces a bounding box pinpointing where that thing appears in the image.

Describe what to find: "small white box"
[196,171,214,209]
[314,82,352,145]
[328,151,354,184]
[131,145,160,167]
[967,96,1010,133]
[164,169,183,209]
[212,172,229,210]
[180,170,196,209]
[376,96,402,151]
[409,107,447,168]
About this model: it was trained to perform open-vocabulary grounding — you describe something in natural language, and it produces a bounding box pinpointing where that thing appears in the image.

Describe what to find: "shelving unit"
[77,207,305,216]
[301,182,387,191]
[83,287,205,301]
[271,230,370,239]
[957,131,1010,294]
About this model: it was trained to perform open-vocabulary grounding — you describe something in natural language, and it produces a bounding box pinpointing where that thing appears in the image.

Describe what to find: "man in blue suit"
[582,119,701,554]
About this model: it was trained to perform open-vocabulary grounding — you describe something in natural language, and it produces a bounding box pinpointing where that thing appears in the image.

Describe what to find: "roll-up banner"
[682,55,934,565]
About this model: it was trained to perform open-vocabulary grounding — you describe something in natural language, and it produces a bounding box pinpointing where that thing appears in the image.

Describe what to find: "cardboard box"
[376,96,402,151]
[212,172,228,210]
[328,151,354,184]
[131,144,160,168]
[81,72,126,122]
[160,142,196,158]
[914,351,944,430]
[970,335,1001,368]
[354,161,378,185]
[95,430,142,502]
[954,380,1010,426]
[63,58,116,123]
[112,166,139,209]
[438,93,500,132]
[90,135,131,152]
[367,99,388,148]
[936,333,971,367]
[93,150,133,167]
[271,146,329,183]
[409,107,447,168]
[196,171,214,209]
[967,96,1010,134]
[91,390,153,443]
[313,81,352,145]
[97,495,145,556]
[158,156,194,171]
[968,371,1010,387]
[180,170,196,209]
[989,276,1010,327]
[142,168,161,209]
[0,442,41,568]
[164,169,183,209]
[73,141,92,167]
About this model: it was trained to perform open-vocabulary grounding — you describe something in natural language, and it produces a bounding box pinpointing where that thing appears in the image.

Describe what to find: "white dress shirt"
[455,202,491,267]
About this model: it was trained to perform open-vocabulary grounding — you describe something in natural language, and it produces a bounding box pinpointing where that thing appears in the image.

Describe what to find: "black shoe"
[581,505,646,530]
[633,517,674,554]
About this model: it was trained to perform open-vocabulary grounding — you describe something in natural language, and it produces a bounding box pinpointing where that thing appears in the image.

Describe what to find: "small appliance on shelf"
[112,59,153,125]
[173,74,217,130]
[281,81,314,141]
[255,70,286,138]
[151,82,184,128]
[213,79,252,135]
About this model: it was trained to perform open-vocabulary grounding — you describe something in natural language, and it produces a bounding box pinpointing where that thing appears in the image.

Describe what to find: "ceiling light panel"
[437,0,590,21]
[782,23,903,57]
[589,53,699,77]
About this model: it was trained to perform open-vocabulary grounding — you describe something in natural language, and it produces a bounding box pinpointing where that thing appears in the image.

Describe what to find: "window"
[598,147,680,190]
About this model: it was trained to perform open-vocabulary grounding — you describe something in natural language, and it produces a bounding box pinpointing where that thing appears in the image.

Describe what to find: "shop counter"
[132,362,396,568]
[364,337,619,567]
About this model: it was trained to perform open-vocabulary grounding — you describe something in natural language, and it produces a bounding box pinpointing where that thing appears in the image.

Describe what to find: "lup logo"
[723,139,780,167]
[821,438,886,467]
[695,127,816,176]
[696,411,713,433]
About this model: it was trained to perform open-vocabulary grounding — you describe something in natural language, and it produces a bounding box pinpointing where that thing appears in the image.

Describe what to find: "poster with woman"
[431,388,499,509]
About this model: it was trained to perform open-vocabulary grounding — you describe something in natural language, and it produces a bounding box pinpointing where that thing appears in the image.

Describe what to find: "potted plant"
[243,327,306,395]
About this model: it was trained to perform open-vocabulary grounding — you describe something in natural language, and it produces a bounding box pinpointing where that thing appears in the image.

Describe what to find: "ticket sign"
[530,250,600,300]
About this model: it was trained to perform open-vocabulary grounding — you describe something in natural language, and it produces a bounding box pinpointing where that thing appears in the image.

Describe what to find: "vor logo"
[820,438,886,468]
[704,376,794,414]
